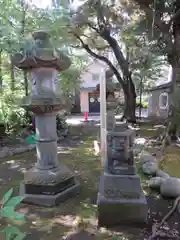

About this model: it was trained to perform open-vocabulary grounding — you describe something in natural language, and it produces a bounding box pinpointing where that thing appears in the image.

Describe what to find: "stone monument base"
[19,164,80,207]
[97,173,148,227]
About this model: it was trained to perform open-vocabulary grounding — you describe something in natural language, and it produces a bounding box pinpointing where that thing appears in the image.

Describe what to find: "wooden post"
[100,69,107,165]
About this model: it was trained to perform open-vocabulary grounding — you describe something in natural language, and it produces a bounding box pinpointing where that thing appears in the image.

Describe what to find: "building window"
[92,74,99,81]
[159,92,168,109]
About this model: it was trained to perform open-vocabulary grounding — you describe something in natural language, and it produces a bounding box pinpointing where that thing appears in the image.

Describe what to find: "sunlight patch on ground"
[160,146,180,178]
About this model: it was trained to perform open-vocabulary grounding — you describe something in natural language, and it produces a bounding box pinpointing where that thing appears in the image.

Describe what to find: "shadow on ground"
[0,124,179,239]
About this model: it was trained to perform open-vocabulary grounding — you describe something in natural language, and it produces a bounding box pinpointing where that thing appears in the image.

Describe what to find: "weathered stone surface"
[24,164,74,185]
[28,144,36,151]
[101,173,142,199]
[97,173,148,226]
[140,152,157,165]
[156,170,169,179]
[114,123,129,132]
[134,138,146,156]
[20,179,80,207]
[13,146,29,154]
[106,110,116,131]
[0,147,9,158]
[106,164,136,175]
[11,30,79,207]
[0,144,36,159]
[97,126,148,226]
[147,177,164,189]
[142,161,158,175]
[106,130,135,169]
[160,177,180,198]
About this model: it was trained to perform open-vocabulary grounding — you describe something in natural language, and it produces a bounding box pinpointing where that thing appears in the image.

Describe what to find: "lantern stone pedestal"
[13,31,80,206]
[20,164,80,206]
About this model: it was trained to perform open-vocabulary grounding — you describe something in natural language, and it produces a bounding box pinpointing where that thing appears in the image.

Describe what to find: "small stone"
[147,177,164,189]
[0,147,9,158]
[160,177,180,197]
[156,170,169,179]
[28,144,36,150]
[8,150,13,156]
[9,164,20,169]
[162,226,170,231]
[13,146,28,154]
[72,136,80,140]
[140,151,157,165]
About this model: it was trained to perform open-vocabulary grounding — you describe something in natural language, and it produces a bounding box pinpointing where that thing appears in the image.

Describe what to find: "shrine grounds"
[0,123,179,239]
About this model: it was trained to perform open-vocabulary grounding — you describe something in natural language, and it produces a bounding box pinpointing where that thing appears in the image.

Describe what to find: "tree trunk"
[121,77,136,123]
[24,71,28,96]
[10,56,15,91]
[77,29,137,122]
[101,32,137,122]
[167,1,180,139]
[0,49,2,90]
[139,77,143,119]
[123,91,136,123]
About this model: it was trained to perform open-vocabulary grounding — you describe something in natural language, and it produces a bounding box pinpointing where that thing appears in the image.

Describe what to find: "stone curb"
[0,144,36,159]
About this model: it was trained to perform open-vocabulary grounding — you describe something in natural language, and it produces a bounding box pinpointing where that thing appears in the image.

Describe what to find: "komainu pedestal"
[97,126,148,227]
[12,31,80,206]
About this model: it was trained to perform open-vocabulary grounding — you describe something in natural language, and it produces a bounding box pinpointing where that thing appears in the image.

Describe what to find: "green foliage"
[56,114,68,131]
[0,188,26,240]
[1,188,13,206]
[1,226,26,240]
[136,98,148,108]
[0,0,87,135]
[0,91,28,133]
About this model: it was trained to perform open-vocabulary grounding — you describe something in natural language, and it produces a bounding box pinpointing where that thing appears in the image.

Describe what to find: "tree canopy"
[0,0,173,126]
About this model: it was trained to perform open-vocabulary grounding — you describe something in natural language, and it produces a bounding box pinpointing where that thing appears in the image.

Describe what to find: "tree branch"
[133,0,153,9]
[73,33,124,86]
[87,22,100,34]
[134,0,173,54]
[169,9,180,26]
[20,0,28,36]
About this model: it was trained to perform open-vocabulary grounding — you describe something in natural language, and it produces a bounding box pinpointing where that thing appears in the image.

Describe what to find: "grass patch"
[1,123,168,239]
[160,146,180,178]
[138,124,164,138]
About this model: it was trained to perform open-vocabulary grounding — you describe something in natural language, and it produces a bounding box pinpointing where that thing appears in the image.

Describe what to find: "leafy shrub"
[115,104,124,114]
[136,99,148,109]
[0,188,26,240]
[0,92,28,134]
[56,114,68,130]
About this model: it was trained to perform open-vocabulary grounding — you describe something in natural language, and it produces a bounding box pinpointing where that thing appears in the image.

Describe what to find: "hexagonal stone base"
[20,179,80,207]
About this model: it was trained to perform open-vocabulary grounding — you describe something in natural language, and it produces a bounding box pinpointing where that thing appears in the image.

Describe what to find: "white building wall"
[80,60,107,89]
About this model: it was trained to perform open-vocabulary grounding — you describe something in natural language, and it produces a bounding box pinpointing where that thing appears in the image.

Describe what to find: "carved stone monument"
[97,125,148,226]
[12,31,80,206]
[106,94,116,132]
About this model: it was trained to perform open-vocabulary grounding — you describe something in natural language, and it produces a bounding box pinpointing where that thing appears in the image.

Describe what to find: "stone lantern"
[12,31,80,206]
